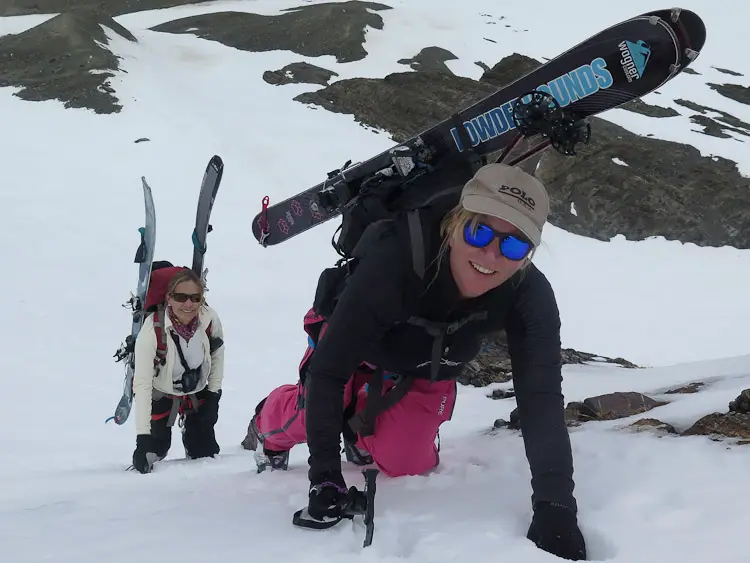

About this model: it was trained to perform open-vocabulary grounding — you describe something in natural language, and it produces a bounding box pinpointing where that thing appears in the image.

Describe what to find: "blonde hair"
[167,268,206,304]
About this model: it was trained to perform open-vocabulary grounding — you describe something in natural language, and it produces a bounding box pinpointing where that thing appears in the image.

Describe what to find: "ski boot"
[241,401,290,473]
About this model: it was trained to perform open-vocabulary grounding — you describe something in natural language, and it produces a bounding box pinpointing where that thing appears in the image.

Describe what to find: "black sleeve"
[305,227,413,483]
[505,265,577,512]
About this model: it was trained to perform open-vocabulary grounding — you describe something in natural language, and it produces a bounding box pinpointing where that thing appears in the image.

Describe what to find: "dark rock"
[620,98,680,118]
[0,0,217,17]
[565,402,585,425]
[712,66,744,77]
[295,71,496,142]
[479,53,540,88]
[134,137,150,143]
[263,62,339,86]
[397,47,458,75]
[674,98,750,138]
[580,392,667,420]
[682,67,700,75]
[535,115,750,249]
[458,332,637,388]
[628,418,677,434]
[506,402,585,430]
[682,412,750,442]
[492,418,511,430]
[707,83,750,107]
[728,389,750,414]
[475,61,491,73]
[489,388,515,400]
[0,11,135,114]
[665,382,705,394]
[152,1,392,63]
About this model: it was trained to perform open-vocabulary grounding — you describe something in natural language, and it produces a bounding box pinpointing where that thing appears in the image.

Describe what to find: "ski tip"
[209,155,224,170]
[105,416,115,424]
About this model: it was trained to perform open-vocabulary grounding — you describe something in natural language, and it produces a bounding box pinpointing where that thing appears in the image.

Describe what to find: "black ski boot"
[241,399,290,473]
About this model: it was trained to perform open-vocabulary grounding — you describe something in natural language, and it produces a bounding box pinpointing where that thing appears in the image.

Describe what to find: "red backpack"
[144,264,215,371]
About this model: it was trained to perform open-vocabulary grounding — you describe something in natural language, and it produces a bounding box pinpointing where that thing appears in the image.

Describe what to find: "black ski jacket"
[304,213,577,512]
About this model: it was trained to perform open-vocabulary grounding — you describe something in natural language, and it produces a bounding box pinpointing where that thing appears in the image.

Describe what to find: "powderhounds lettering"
[450,56,614,152]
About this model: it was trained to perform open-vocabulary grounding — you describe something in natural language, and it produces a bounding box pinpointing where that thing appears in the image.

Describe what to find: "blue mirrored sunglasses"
[463,221,533,261]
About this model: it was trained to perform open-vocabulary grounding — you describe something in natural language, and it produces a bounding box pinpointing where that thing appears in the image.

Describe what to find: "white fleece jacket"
[132,305,225,435]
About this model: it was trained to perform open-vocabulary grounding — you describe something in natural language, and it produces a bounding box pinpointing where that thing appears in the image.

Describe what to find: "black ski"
[251,8,705,247]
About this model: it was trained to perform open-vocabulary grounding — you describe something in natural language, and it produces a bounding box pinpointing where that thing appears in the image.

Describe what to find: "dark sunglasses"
[463,221,533,261]
[171,292,202,303]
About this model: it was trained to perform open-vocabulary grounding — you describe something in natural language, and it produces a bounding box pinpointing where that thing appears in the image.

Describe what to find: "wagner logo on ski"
[619,39,652,81]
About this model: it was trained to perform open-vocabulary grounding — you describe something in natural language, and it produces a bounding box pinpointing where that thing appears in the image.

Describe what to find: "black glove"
[202,389,221,426]
[132,434,158,474]
[527,502,587,561]
[307,471,348,521]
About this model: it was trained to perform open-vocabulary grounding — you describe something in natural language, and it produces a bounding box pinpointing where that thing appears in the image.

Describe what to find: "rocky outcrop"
[494,387,750,446]
[263,63,339,86]
[397,47,458,75]
[708,83,750,106]
[673,98,750,138]
[460,333,638,388]
[578,392,667,420]
[152,1,392,63]
[683,413,750,444]
[0,11,135,113]
[680,389,750,445]
[664,382,705,394]
[627,418,677,435]
[0,0,216,17]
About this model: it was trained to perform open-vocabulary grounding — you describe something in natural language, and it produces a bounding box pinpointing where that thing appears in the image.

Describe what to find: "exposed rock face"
[0,11,135,113]
[295,71,496,142]
[0,0,217,17]
[728,389,750,414]
[579,392,667,420]
[673,98,750,138]
[397,47,458,75]
[459,333,638,388]
[708,83,750,106]
[263,63,339,86]
[152,2,392,63]
[682,412,750,444]
[498,391,667,431]
[495,388,750,447]
[665,382,705,394]
[628,418,677,435]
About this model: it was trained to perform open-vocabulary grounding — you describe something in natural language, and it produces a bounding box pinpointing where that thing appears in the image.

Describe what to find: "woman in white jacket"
[131,266,225,474]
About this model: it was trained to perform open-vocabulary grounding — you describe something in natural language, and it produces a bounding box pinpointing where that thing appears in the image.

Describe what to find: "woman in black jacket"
[244,163,587,560]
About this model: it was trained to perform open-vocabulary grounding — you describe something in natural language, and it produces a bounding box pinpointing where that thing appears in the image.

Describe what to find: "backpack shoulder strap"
[406,209,426,280]
[152,305,168,370]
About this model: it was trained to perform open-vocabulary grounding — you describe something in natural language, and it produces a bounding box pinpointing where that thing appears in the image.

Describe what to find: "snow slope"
[1,1,749,562]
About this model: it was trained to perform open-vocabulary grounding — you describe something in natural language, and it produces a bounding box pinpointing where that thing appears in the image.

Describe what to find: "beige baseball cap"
[459,163,550,246]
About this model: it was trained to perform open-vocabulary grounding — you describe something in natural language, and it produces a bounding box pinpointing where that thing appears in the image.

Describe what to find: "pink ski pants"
[255,309,458,477]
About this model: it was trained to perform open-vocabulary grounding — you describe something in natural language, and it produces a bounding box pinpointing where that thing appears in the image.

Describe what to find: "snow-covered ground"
[1,1,749,562]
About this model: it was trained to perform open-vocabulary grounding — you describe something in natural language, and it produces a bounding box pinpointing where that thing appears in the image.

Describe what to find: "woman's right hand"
[132,434,156,474]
